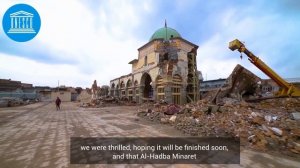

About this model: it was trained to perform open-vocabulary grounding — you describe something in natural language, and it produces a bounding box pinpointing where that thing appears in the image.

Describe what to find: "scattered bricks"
[251,117,264,125]
[290,129,300,137]
[178,108,190,114]
[164,104,180,115]
[137,96,300,155]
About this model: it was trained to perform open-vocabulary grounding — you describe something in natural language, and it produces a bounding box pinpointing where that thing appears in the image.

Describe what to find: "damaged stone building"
[110,23,199,104]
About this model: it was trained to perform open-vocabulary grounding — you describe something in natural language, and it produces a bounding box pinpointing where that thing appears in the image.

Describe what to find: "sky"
[0,0,299,88]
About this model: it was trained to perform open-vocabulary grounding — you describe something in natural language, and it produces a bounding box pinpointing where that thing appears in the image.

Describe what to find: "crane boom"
[229,39,300,97]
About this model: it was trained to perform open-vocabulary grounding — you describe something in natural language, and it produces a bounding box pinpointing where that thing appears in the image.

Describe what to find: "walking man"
[55,97,61,110]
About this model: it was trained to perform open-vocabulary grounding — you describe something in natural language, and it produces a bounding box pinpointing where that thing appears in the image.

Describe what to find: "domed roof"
[150,26,181,41]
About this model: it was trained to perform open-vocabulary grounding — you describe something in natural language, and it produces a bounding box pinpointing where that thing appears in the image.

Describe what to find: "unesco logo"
[2,4,41,42]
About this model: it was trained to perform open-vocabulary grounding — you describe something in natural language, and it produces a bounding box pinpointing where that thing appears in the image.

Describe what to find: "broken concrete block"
[264,115,272,123]
[207,105,220,114]
[169,115,177,123]
[211,64,262,104]
[291,112,300,120]
[160,118,169,124]
[269,127,283,136]
[248,135,256,142]
[264,115,278,123]
[250,112,264,118]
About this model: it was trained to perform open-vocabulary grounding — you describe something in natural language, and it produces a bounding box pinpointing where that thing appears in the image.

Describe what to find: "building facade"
[110,24,199,104]
[261,78,300,96]
[200,78,226,95]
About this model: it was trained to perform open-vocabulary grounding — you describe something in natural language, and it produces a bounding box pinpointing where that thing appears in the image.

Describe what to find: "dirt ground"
[0,102,299,168]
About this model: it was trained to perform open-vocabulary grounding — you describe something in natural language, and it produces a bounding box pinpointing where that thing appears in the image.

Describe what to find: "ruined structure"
[91,80,99,100]
[110,23,199,104]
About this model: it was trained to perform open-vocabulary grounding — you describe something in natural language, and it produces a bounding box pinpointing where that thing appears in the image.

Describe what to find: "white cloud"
[0,53,90,87]
[0,0,153,87]
[196,6,298,80]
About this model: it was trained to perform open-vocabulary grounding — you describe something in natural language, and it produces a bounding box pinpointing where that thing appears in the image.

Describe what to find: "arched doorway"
[141,73,153,98]
[126,79,133,101]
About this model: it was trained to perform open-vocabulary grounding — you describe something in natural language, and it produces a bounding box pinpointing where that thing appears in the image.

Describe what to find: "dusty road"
[0,102,299,168]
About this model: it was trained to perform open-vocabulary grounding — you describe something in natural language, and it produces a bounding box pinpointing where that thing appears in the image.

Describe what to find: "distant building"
[37,88,52,101]
[0,79,22,91]
[21,83,33,89]
[261,78,300,95]
[200,78,226,95]
[51,87,71,102]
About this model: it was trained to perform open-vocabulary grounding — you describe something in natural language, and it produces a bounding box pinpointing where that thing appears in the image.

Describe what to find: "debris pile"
[0,97,36,107]
[80,96,136,108]
[137,65,300,156]
[138,98,300,155]
[211,64,262,104]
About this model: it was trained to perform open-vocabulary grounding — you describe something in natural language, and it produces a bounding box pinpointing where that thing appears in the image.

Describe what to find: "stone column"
[152,83,157,102]
[30,17,33,29]
[139,85,144,103]
[21,17,25,29]
[25,17,28,28]
[18,17,21,29]
[15,17,18,28]
[11,17,13,29]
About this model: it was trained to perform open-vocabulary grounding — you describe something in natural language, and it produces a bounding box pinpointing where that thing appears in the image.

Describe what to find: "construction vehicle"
[229,39,300,97]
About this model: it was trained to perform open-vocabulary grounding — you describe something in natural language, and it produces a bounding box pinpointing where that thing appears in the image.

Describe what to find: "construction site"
[88,26,300,157]
[1,20,300,168]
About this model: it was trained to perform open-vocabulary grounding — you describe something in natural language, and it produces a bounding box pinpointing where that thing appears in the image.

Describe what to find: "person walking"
[55,97,61,110]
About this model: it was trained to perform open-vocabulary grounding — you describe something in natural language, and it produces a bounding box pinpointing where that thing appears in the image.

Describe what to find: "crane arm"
[229,39,300,97]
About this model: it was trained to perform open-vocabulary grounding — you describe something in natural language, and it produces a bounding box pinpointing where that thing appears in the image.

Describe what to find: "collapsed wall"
[210,64,261,104]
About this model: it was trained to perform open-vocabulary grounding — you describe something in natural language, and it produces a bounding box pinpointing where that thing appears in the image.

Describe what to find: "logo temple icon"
[2,3,41,42]
[8,10,36,34]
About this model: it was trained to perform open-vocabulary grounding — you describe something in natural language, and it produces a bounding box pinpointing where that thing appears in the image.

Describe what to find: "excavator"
[229,39,300,97]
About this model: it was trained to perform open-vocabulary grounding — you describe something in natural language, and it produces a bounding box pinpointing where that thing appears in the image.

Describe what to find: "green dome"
[150,27,181,41]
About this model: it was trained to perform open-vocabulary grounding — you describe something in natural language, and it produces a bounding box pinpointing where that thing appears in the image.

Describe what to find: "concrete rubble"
[0,97,36,107]
[137,64,300,156]
[138,97,300,155]
[80,96,137,108]
[210,64,262,104]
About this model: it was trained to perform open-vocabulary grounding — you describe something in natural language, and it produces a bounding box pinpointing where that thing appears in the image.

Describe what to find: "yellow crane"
[229,39,300,97]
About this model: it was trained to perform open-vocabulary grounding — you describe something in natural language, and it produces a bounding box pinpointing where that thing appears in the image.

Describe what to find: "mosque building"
[110,22,200,104]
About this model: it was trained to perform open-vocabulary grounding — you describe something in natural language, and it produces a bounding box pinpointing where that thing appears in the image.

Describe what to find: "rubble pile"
[80,96,136,108]
[137,64,300,156]
[211,64,262,104]
[0,97,36,107]
[137,98,300,155]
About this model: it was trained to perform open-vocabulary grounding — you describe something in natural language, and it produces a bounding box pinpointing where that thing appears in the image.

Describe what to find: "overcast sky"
[1,0,299,88]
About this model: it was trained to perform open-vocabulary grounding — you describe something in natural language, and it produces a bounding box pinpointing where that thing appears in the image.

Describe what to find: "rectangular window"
[144,56,147,66]
[172,95,180,104]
